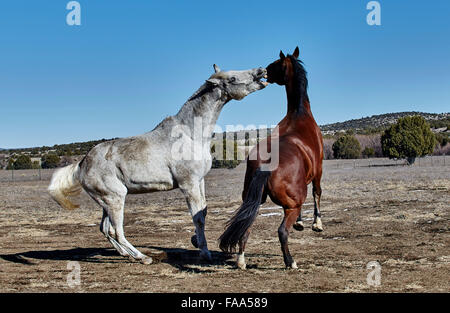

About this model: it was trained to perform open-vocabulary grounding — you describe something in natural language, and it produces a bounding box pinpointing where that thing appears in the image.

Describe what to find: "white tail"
[48,162,82,210]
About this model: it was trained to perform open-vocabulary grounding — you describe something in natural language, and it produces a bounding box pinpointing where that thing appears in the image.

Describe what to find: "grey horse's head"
[206,64,268,100]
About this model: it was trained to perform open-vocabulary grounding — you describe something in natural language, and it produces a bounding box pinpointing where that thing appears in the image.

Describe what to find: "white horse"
[48,65,268,264]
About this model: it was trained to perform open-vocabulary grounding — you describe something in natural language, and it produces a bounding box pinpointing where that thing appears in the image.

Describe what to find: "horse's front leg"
[190,178,208,248]
[181,180,212,262]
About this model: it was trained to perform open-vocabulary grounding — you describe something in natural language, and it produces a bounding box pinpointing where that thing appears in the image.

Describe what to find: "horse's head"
[266,46,300,86]
[206,65,268,100]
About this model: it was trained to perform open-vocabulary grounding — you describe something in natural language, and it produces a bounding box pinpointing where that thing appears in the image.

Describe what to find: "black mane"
[288,55,309,114]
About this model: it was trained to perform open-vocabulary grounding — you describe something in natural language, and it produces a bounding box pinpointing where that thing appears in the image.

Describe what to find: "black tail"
[219,168,271,253]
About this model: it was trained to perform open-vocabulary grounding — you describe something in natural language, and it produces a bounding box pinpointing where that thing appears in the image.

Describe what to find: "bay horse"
[219,47,324,269]
[48,64,268,264]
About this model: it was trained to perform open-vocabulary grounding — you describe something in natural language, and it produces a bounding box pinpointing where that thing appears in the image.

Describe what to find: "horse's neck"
[285,80,311,117]
[176,83,229,140]
[277,82,313,133]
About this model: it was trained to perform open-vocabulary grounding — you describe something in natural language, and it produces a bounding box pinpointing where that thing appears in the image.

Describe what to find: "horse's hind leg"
[86,179,152,264]
[236,229,250,269]
[105,201,152,264]
[100,209,129,257]
[279,206,301,269]
[312,177,323,232]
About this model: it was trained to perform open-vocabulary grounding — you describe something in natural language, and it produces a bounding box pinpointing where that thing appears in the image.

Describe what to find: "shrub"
[41,154,61,169]
[362,147,375,158]
[356,134,383,157]
[332,134,361,159]
[14,155,32,170]
[435,133,449,147]
[381,115,436,165]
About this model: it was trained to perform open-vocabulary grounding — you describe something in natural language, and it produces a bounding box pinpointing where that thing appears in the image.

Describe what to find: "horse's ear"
[292,46,299,59]
[279,50,286,60]
[206,78,220,86]
[213,64,221,73]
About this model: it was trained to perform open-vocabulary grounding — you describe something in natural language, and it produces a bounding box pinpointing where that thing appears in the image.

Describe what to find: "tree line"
[2,116,448,170]
[328,116,448,164]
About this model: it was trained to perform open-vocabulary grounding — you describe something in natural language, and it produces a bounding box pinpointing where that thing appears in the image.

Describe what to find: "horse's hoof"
[140,256,153,265]
[236,254,246,270]
[293,221,304,231]
[200,250,212,263]
[312,219,323,232]
[288,261,298,269]
[237,262,247,270]
[191,235,199,248]
[312,223,323,232]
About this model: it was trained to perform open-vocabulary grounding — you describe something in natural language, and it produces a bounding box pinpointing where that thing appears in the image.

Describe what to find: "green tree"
[332,134,361,159]
[362,147,375,158]
[381,115,436,165]
[14,155,32,170]
[41,154,61,169]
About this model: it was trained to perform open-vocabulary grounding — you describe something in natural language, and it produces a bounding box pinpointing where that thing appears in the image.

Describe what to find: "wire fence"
[0,168,55,183]
[0,155,449,183]
[324,155,449,170]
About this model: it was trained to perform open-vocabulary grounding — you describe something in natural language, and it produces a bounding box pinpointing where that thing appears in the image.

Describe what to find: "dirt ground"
[0,158,449,293]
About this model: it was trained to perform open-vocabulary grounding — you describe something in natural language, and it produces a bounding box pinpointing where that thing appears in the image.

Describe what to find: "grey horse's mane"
[187,82,216,102]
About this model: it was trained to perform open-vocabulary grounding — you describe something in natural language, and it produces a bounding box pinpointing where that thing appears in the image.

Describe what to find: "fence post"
[12,168,14,182]
[39,167,42,180]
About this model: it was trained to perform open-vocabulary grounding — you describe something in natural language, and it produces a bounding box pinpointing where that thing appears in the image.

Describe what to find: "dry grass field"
[0,158,449,292]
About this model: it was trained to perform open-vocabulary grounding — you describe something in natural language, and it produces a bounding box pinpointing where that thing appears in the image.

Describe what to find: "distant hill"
[3,112,449,155]
[4,138,118,156]
[212,112,450,139]
[320,112,450,134]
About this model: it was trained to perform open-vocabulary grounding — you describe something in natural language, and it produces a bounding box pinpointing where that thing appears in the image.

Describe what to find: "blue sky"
[1,0,449,148]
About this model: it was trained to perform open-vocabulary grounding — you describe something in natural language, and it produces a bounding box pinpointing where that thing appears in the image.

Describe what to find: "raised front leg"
[181,181,212,263]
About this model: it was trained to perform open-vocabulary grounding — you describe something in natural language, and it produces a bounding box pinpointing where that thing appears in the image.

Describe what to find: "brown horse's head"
[266,46,300,85]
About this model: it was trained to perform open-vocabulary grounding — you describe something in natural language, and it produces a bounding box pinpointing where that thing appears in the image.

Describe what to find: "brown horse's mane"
[287,55,309,115]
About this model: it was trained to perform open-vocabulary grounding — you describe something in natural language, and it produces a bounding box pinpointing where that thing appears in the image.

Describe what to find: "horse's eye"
[229,77,236,83]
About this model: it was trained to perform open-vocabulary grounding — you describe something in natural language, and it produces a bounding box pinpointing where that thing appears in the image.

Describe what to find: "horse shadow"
[144,246,235,273]
[0,246,236,273]
[0,247,121,265]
